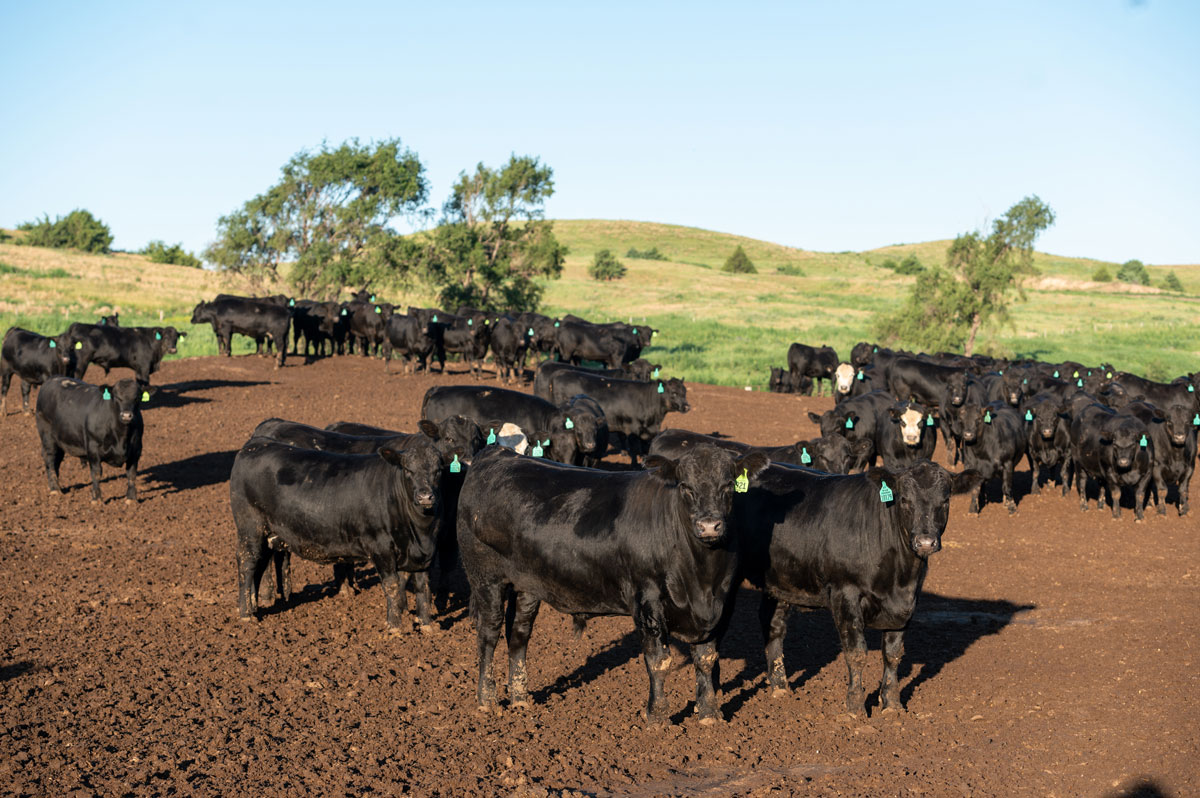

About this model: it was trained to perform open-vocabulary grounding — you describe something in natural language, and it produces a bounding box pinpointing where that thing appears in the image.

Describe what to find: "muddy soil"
[0,354,1195,797]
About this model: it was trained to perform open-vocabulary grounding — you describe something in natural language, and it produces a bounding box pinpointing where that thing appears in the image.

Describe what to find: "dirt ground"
[1,354,1196,798]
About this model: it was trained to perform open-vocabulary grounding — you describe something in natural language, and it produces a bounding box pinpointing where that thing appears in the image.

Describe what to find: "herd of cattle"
[3,293,1198,726]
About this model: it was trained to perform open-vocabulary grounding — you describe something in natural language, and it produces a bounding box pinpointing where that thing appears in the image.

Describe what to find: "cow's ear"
[734,450,770,482]
[418,419,440,440]
[851,438,873,455]
[378,446,405,467]
[644,455,678,483]
[807,411,823,424]
[952,470,985,495]
[863,466,896,495]
[888,405,903,419]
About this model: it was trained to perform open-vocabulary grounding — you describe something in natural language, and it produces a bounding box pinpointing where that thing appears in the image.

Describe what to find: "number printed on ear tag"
[734,468,749,493]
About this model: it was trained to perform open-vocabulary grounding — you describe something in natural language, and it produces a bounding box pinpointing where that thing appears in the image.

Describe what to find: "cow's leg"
[1002,461,1016,514]
[1110,483,1122,519]
[1029,453,1041,496]
[333,562,357,596]
[87,457,104,503]
[505,591,541,708]
[273,551,291,604]
[1134,479,1148,522]
[0,368,10,413]
[691,639,721,724]
[969,480,982,515]
[1154,468,1168,517]
[471,582,506,709]
[235,525,269,620]
[635,599,671,724]
[124,459,138,503]
[375,560,410,630]
[829,588,868,715]
[276,331,287,369]
[41,438,65,494]
[1077,467,1089,510]
[19,380,34,414]
[879,629,905,713]
[410,570,433,631]
[759,595,790,696]
[1179,465,1193,516]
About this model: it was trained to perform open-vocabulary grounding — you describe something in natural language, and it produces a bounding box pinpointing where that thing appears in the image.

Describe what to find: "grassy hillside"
[1,221,1196,387]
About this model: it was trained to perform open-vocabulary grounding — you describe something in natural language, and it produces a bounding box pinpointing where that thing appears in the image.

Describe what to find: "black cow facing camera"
[35,376,150,503]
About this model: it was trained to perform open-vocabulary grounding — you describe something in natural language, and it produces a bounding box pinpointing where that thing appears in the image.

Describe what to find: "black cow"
[191,298,289,368]
[291,301,337,357]
[1023,393,1072,496]
[1122,401,1198,516]
[98,313,120,326]
[553,321,623,369]
[767,366,813,395]
[457,444,770,723]
[1068,402,1154,520]
[346,301,393,357]
[533,361,661,402]
[787,343,838,396]
[2,328,72,413]
[547,372,690,466]
[383,313,440,374]
[957,403,1027,514]
[561,394,609,466]
[422,385,583,465]
[487,317,528,384]
[441,315,491,379]
[1110,372,1198,414]
[61,323,185,383]
[807,390,893,471]
[887,358,965,409]
[230,435,443,630]
[35,376,148,503]
[621,359,661,381]
[728,460,982,716]
[649,428,869,474]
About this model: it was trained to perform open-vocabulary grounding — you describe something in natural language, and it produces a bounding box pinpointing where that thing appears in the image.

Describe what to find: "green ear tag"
[486,428,497,445]
[657,382,664,394]
[49,340,56,348]
[984,411,992,424]
[527,327,534,336]
[1139,435,1148,448]
[74,341,83,350]
[998,369,1003,375]
[632,327,638,334]
[432,314,438,322]
[734,468,749,493]
[1189,385,1195,393]
[926,415,935,426]
[1025,410,1033,421]
[340,309,348,316]
[1077,378,1083,387]
[800,447,811,464]
[845,417,854,429]
[375,306,381,314]
[856,370,864,381]
[1193,414,1199,426]
[554,321,560,327]
[155,331,162,340]
[141,390,150,402]
[449,454,461,473]
[102,388,111,400]
[467,318,473,325]
[1053,370,1059,378]
[873,346,878,353]
[531,440,546,458]
[288,298,295,307]
[879,480,893,503]
[369,295,376,302]
[652,368,660,379]
[1023,378,1028,385]
[564,417,574,430]
[1088,370,1093,376]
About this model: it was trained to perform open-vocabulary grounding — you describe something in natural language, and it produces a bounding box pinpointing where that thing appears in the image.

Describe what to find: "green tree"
[1092,266,1112,282]
[1116,259,1150,286]
[141,240,202,268]
[18,209,113,253]
[589,249,627,281]
[204,138,428,297]
[412,154,566,311]
[723,245,756,273]
[1162,271,1184,293]
[874,195,1055,355]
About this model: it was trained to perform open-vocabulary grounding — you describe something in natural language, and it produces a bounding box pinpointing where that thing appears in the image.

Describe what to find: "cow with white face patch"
[876,401,937,470]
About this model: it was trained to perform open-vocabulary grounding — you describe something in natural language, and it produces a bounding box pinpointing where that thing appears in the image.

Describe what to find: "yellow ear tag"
[734,468,749,493]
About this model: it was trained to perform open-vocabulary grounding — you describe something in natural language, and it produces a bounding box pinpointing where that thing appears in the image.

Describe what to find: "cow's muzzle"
[912,535,941,557]
[694,517,725,541]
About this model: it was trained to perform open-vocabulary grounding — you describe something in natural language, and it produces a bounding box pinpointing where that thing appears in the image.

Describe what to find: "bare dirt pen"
[1,355,1195,797]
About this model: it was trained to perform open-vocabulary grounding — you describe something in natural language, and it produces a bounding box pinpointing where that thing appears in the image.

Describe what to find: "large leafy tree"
[413,155,567,311]
[875,195,1055,355]
[204,138,427,297]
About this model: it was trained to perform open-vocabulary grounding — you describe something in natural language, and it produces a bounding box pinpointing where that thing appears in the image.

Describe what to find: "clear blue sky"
[3,1,1197,264]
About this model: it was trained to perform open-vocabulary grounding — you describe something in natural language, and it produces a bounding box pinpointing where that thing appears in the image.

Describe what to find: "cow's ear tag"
[554,321,560,327]
[449,454,461,473]
[1088,370,1093,376]
[74,341,83,349]
[527,327,534,336]
[856,370,864,381]
[1077,378,1083,387]
[879,480,894,503]
[486,428,497,445]
[432,314,438,322]
[873,346,878,353]
[369,295,376,302]
[734,468,749,493]
[155,331,162,340]
[657,382,664,394]
[288,298,295,307]
[49,340,56,348]
[1192,414,1199,426]
[984,411,992,424]
[375,306,381,314]
[531,440,546,458]
[632,327,638,334]
[1025,410,1033,421]
[1106,371,1112,379]
[484,318,490,324]
[998,369,1003,375]
[564,417,574,430]
[845,417,854,429]
[1073,370,1080,378]
[1053,370,1059,378]
[467,318,473,325]
[341,309,348,316]
[799,447,811,464]
[1023,378,1028,384]
[1189,385,1195,393]
[926,415,935,426]
[102,388,111,401]
[141,390,150,402]
[651,368,660,379]
[1139,435,1148,448]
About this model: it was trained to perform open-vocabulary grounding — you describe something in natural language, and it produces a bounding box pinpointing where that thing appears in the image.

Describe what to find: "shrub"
[141,240,202,268]
[722,245,756,274]
[1162,271,1184,293]
[626,246,666,260]
[775,263,806,276]
[17,209,113,253]
[589,249,627,281]
[1116,259,1149,286]
[1092,266,1112,282]
[879,254,925,275]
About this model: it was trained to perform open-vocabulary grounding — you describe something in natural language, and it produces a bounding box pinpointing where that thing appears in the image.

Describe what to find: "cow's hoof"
[417,623,433,635]
[124,498,136,505]
[509,698,530,710]
[385,626,404,637]
[697,716,719,726]
[771,687,790,699]
[237,614,255,623]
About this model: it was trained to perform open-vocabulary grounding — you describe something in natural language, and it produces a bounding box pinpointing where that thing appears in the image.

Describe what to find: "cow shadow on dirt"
[146,378,273,410]
[143,449,239,494]
[0,661,37,683]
